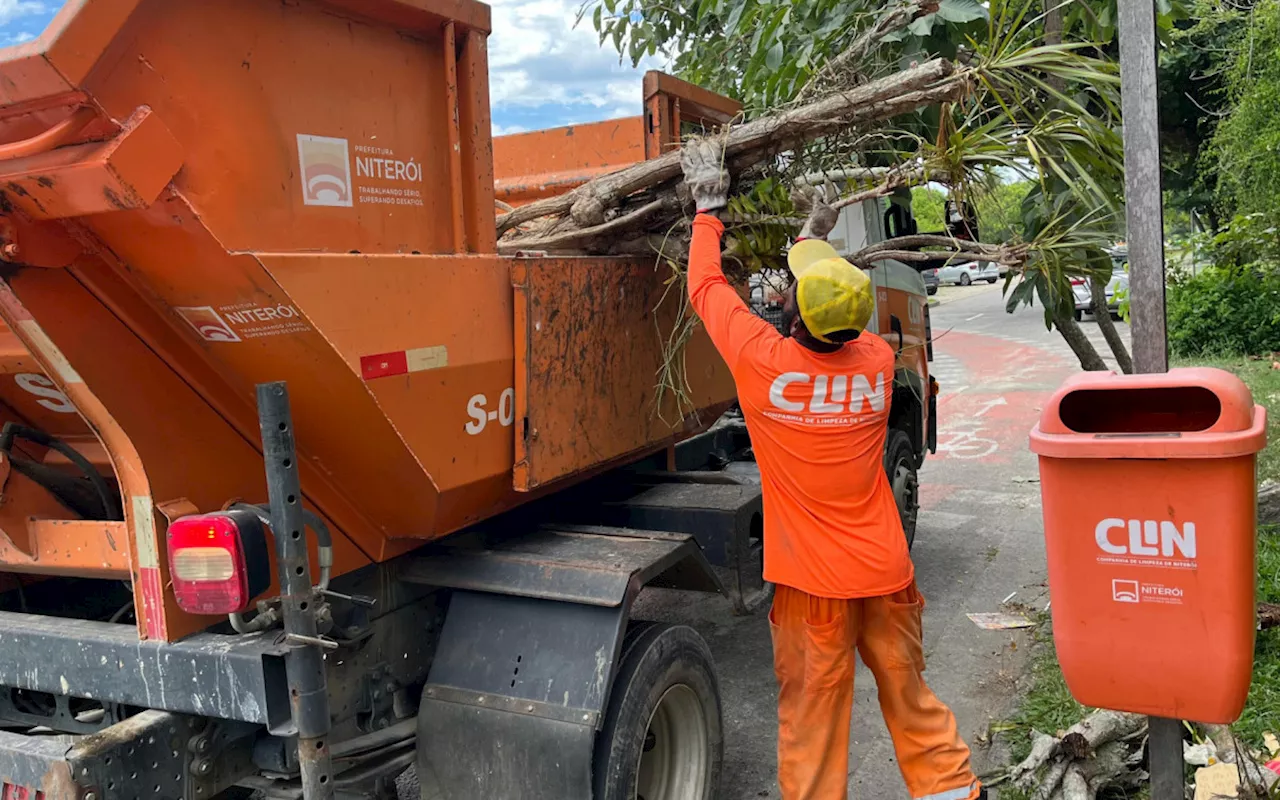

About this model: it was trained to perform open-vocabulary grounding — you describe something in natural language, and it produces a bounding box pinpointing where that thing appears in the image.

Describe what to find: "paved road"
[635,281,1132,799]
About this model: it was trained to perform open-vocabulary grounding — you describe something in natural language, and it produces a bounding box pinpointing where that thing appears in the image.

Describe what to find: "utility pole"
[1118,0,1179,797]
[1120,0,1168,375]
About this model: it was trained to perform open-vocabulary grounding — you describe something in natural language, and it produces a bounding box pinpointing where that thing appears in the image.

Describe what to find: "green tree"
[1158,0,1250,230]
[586,0,1163,370]
[975,180,1032,243]
[1210,0,1280,222]
[914,180,1030,242]
[588,0,990,111]
[911,187,946,233]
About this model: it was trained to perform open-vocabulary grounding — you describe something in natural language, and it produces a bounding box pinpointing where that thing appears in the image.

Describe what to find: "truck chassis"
[0,384,763,800]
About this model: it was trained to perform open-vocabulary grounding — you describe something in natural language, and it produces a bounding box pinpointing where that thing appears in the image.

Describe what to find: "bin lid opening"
[1059,386,1222,435]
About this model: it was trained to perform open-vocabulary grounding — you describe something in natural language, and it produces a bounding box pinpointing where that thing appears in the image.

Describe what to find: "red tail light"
[1069,278,1085,286]
[167,509,270,614]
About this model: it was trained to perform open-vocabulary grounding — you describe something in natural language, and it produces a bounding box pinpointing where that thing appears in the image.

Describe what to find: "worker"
[680,137,984,800]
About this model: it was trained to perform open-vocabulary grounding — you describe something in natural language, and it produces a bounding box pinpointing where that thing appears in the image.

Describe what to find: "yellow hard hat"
[786,239,874,343]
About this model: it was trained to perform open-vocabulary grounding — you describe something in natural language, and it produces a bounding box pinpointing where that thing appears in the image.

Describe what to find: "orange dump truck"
[0,2,933,799]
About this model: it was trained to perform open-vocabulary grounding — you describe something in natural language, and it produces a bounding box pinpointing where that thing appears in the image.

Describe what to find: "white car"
[936,261,998,286]
[1071,263,1129,321]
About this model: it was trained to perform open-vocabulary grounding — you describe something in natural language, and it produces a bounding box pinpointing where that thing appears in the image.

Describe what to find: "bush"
[1168,264,1280,357]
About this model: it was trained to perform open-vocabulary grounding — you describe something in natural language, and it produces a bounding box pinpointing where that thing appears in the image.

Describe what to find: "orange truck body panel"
[0,0,736,641]
[492,71,741,207]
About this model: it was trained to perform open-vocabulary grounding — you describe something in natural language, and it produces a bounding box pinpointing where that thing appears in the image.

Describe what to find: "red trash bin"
[1030,367,1267,722]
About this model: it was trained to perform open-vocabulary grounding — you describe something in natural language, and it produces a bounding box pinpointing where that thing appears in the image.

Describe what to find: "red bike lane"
[920,329,1078,510]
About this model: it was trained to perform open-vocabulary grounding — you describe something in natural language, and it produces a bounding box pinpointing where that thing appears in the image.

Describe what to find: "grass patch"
[1173,354,1280,485]
[1182,355,1280,747]
[1003,619,1085,764]
[1234,523,1280,746]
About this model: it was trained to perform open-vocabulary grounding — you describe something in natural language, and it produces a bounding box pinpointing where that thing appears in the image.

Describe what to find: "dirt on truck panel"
[0,1,937,799]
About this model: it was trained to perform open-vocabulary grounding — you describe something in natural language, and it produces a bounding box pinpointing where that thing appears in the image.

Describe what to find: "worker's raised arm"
[680,138,778,370]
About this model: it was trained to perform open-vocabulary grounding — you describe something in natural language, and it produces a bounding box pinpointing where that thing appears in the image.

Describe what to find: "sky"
[0,0,661,135]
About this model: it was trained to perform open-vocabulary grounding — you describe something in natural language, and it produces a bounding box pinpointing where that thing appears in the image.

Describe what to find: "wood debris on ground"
[1001,715,1280,800]
[1004,710,1147,800]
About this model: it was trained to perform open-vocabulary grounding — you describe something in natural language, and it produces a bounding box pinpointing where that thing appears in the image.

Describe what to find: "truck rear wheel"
[885,429,919,549]
[593,623,723,800]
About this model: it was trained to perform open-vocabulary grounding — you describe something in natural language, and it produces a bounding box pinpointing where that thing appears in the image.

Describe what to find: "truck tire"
[593,623,723,800]
[884,429,919,549]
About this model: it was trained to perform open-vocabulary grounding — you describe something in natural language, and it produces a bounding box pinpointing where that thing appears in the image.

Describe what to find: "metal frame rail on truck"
[0,2,938,799]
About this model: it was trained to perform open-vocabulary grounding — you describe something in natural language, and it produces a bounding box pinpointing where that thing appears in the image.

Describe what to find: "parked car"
[937,261,998,286]
[923,268,940,295]
[1071,261,1130,321]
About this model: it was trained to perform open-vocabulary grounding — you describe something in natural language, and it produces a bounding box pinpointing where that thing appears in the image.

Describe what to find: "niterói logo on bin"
[297,134,353,207]
[1095,518,1197,569]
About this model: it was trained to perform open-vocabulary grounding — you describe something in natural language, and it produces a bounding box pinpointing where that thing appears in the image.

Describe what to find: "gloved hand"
[680,137,730,213]
[791,185,839,241]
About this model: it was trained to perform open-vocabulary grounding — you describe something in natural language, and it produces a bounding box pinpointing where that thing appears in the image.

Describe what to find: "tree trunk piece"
[1054,309,1109,371]
[1260,602,1280,630]
[1089,277,1134,373]
[496,59,962,237]
[1065,710,1146,749]
[1012,730,1062,789]
[1061,764,1092,800]
[1034,759,1071,800]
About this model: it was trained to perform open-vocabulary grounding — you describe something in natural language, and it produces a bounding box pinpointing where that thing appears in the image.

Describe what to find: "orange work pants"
[770,582,980,800]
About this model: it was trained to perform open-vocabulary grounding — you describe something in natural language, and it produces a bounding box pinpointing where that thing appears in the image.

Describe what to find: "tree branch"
[796,0,941,102]
[496,196,679,255]
[832,172,911,210]
[497,58,963,237]
[845,234,1021,269]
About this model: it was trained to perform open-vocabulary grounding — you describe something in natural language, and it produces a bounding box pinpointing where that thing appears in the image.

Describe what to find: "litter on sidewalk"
[1194,762,1241,799]
[966,612,1035,630]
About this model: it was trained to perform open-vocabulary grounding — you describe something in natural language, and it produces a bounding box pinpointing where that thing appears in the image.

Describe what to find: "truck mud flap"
[402,527,720,800]
[578,479,770,614]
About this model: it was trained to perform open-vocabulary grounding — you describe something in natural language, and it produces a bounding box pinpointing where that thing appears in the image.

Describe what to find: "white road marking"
[973,397,1008,418]
[965,313,985,322]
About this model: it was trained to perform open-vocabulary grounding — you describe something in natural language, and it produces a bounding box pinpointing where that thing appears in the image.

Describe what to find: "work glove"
[791,185,839,241]
[680,137,730,213]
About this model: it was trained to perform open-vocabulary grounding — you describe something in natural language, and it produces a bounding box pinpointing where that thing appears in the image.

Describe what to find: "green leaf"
[723,1,745,35]
[907,13,936,36]
[765,41,784,70]
[936,0,987,24]
[1005,277,1035,313]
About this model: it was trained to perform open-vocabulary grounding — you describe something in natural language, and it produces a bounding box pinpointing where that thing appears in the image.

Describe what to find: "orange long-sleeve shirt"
[688,213,912,599]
